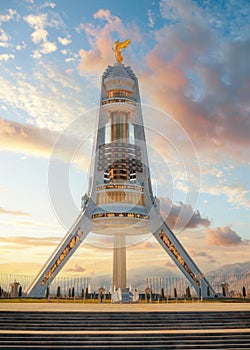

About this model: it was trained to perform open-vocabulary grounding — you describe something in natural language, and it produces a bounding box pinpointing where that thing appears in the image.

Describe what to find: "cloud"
[65,57,75,63]
[41,2,56,9]
[159,197,211,231]
[0,29,10,47]
[0,63,88,131]
[31,28,48,43]
[128,240,157,251]
[65,264,86,273]
[160,0,203,23]
[0,117,59,158]
[140,0,250,162]
[0,117,90,168]
[0,207,30,216]
[78,9,140,75]
[0,262,42,275]
[24,13,47,31]
[58,36,71,46]
[202,183,250,210]
[0,54,14,61]
[0,9,18,49]
[147,9,155,28]
[189,250,217,264]
[40,40,57,54]
[206,226,248,246]
[16,41,27,51]
[24,13,57,57]
[0,235,60,248]
[0,9,17,23]
[32,49,42,59]
[17,221,34,226]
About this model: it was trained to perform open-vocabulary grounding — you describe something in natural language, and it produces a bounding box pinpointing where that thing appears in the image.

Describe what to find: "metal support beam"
[25,210,91,297]
[151,214,216,298]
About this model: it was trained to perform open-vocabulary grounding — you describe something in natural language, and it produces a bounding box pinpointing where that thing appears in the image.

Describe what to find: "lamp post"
[195,273,204,302]
[145,287,151,303]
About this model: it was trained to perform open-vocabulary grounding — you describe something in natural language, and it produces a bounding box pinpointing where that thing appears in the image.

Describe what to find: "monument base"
[112,287,139,303]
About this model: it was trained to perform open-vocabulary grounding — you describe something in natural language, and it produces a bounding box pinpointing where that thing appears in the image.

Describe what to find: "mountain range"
[89,261,250,292]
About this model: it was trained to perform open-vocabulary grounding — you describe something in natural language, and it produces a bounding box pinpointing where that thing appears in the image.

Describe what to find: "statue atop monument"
[113,39,130,63]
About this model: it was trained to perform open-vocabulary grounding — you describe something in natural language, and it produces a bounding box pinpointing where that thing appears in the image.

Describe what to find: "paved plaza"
[0,301,249,312]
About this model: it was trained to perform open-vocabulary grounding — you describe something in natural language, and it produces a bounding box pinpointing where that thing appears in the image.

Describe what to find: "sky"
[0,0,249,287]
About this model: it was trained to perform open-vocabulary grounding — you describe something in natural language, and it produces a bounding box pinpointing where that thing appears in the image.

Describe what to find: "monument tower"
[26,40,216,298]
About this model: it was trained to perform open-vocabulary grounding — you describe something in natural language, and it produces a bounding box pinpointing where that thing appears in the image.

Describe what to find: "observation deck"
[101,97,137,113]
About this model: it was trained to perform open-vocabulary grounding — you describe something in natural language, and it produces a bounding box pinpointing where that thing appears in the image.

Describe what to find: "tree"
[57,286,61,298]
[18,285,22,297]
[174,288,177,299]
[72,287,75,298]
[68,288,72,298]
[46,287,50,298]
[243,286,246,298]
[186,286,191,298]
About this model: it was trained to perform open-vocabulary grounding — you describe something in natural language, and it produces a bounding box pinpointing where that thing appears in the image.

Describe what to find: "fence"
[146,274,250,298]
[1,273,249,298]
[0,274,90,297]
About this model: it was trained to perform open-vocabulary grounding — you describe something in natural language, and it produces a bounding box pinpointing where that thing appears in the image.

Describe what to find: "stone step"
[0,311,249,331]
[0,333,249,349]
[0,311,249,349]
[0,324,249,331]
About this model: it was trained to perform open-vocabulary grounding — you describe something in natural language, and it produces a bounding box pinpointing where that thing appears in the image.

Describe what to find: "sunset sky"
[0,0,249,286]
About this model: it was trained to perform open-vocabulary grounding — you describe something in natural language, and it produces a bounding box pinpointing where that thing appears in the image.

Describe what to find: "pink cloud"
[78,9,140,75]
[0,117,90,166]
[93,9,118,23]
[0,117,59,157]
[206,226,248,246]
[159,197,210,231]
[65,264,86,273]
[139,7,250,162]
[0,236,60,249]
[189,250,217,264]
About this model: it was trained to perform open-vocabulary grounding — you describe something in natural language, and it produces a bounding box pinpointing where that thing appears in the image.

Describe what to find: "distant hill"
[86,261,250,294]
[206,261,250,296]
[208,261,250,276]
[90,266,178,291]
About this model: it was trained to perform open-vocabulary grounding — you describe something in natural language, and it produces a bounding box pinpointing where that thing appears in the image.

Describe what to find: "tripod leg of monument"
[25,211,91,297]
[151,217,216,298]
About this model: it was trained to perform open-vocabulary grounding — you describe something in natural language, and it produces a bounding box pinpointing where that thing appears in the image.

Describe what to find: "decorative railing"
[102,97,137,106]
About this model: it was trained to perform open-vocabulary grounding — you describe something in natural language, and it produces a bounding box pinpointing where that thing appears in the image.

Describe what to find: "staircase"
[0,311,249,349]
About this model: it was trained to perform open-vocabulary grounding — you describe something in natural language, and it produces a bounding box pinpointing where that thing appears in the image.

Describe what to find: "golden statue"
[113,39,131,63]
